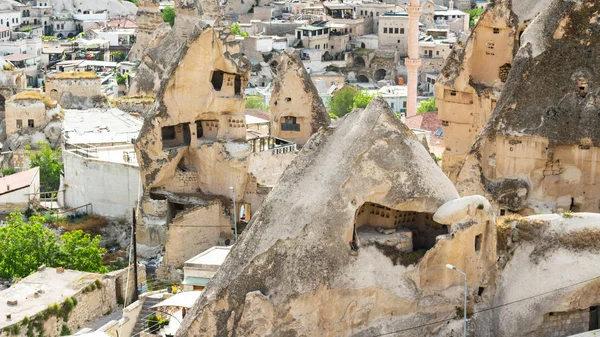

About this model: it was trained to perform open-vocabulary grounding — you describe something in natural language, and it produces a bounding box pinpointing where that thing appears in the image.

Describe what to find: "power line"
[371,274,600,337]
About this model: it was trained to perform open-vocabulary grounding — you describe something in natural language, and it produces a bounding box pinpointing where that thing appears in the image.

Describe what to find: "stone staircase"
[131,296,162,336]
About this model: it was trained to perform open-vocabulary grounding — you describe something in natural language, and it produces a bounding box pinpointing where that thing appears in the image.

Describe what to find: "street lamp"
[446,263,467,337]
[229,186,238,241]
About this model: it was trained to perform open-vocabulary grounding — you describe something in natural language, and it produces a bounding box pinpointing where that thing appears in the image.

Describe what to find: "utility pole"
[131,208,139,302]
[229,186,238,241]
[446,264,467,337]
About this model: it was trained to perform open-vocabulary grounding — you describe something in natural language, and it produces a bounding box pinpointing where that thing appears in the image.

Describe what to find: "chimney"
[6,184,9,191]
[449,0,454,10]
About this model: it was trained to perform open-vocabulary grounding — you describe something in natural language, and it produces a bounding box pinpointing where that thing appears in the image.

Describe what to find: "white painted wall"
[0,11,23,29]
[0,168,39,212]
[63,149,140,221]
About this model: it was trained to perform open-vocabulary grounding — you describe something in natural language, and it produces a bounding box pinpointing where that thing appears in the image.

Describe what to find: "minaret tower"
[406,0,422,118]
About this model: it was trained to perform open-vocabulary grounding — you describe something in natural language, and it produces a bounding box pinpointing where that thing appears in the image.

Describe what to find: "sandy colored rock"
[269,49,330,146]
[176,98,498,336]
[455,0,600,213]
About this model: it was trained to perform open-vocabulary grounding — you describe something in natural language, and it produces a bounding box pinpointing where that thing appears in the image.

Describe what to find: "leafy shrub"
[2,168,16,176]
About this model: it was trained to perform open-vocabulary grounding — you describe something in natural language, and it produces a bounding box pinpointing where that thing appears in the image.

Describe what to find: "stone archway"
[353,56,366,68]
[49,89,59,101]
[356,75,369,83]
[374,69,387,81]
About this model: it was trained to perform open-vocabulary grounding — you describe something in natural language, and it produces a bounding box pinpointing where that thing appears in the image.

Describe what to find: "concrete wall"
[63,148,140,221]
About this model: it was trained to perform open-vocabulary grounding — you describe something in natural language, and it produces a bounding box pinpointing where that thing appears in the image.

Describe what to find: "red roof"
[0,167,39,196]
[4,53,36,61]
[245,108,270,120]
[405,111,444,145]
[405,111,440,133]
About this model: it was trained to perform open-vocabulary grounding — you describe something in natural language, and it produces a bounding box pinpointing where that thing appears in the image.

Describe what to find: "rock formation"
[457,212,600,337]
[133,18,265,278]
[129,0,166,61]
[129,0,221,63]
[50,0,137,18]
[269,49,330,147]
[455,0,600,214]
[177,97,498,336]
[435,0,553,182]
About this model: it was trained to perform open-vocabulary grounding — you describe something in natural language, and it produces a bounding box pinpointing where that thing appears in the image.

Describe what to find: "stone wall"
[0,278,115,337]
[5,99,46,137]
[46,77,104,109]
[114,96,155,117]
[161,201,232,270]
[0,266,148,337]
[108,264,147,306]
[538,309,590,337]
[247,150,297,186]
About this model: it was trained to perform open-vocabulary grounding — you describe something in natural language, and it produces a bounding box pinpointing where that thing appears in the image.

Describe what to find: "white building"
[433,8,468,33]
[91,28,136,48]
[0,167,40,213]
[0,7,23,31]
[62,108,143,221]
[0,37,42,57]
[368,85,408,115]
[377,12,410,54]
[182,246,231,291]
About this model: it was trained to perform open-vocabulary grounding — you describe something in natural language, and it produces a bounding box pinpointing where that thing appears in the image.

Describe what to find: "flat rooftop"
[63,108,143,145]
[185,246,231,267]
[0,268,99,329]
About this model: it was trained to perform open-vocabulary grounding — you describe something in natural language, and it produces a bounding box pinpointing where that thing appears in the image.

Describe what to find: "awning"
[150,290,203,309]
[181,277,211,287]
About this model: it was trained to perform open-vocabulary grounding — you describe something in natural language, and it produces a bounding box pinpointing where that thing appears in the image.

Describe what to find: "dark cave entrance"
[352,202,448,265]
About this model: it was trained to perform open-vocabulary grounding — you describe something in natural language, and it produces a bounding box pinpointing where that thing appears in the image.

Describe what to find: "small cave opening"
[161,123,191,150]
[351,202,448,266]
[211,70,225,91]
[167,201,194,224]
[577,77,589,98]
[176,155,195,172]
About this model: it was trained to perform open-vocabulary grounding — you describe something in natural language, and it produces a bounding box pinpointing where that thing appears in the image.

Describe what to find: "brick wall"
[538,309,590,337]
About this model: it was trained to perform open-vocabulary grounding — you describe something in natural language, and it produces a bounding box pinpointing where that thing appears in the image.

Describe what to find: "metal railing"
[271,143,296,155]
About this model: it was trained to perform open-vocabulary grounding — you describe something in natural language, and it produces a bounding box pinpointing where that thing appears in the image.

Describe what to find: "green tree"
[351,90,376,110]
[0,212,108,279]
[245,95,268,111]
[467,8,483,27]
[110,51,126,62]
[125,0,138,5]
[230,23,249,37]
[59,230,107,273]
[162,6,176,27]
[0,213,59,279]
[417,97,437,114]
[328,86,357,118]
[26,142,63,192]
